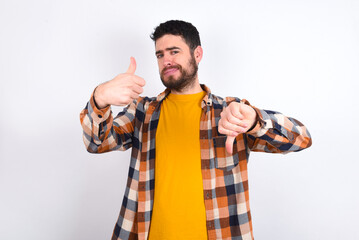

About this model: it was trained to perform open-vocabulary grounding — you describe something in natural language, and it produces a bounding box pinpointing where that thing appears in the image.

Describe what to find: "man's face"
[155,34,199,92]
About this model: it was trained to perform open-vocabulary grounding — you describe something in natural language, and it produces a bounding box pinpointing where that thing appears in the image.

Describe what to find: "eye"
[156,54,163,59]
[171,50,179,55]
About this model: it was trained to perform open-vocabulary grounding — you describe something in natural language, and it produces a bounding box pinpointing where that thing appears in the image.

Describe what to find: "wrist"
[94,85,109,109]
[247,118,257,132]
[246,108,261,134]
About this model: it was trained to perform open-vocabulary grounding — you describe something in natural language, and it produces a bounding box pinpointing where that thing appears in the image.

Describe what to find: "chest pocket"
[213,136,240,171]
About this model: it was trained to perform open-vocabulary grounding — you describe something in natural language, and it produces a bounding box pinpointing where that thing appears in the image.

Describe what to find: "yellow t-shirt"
[148,91,208,240]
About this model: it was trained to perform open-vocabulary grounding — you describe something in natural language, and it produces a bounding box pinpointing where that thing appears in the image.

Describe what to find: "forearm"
[80,92,135,153]
[246,105,312,153]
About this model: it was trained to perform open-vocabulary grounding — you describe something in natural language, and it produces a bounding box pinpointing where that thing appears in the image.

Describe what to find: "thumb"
[225,136,235,154]
[126,57,136,74]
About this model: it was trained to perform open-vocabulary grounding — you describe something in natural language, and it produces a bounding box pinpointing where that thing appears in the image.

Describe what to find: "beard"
[160,54,198,92]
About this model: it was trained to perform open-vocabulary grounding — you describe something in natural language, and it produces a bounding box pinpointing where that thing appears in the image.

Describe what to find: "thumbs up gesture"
[218,102,257,154]
[94,57,146,108]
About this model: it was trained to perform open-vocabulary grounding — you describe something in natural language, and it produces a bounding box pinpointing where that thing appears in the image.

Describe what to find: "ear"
[194,46,203,64]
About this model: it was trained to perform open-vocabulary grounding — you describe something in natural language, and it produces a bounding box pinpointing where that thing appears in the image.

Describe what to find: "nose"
[163,53,173,67]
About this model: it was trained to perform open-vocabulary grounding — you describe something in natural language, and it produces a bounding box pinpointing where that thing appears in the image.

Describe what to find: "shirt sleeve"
[242,99,312,153]
[79,91,138,153]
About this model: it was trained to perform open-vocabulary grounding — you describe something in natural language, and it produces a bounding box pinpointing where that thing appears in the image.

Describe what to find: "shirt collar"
[156,84,213,107]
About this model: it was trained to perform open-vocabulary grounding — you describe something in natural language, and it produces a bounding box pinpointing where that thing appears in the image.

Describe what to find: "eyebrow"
[155,46,181,55]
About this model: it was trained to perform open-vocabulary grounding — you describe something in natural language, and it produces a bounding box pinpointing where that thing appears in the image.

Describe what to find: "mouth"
[163,66,179,76]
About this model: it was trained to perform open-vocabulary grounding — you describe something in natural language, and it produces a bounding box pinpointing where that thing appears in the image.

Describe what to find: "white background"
[1,0,358,239]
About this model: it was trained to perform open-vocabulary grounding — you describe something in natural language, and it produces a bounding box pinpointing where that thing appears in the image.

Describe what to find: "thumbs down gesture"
[218,102,257,154]
[94,57,146,108]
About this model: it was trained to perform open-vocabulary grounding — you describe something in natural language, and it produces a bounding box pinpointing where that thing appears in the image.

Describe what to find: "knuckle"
[223,121,230,129]
[235,126,242,133]
[123,88,131,95]
[228,115,236,123]
[218,125,224,133]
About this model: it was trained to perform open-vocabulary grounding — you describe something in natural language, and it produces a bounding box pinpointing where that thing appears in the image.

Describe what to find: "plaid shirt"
[80,85,312,240]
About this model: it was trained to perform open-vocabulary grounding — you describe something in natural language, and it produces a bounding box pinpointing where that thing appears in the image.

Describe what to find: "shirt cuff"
[241,99,265,135]
[89,90,111,123]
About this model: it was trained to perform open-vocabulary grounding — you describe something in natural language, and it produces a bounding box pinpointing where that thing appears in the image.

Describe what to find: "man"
[80,20,312,240]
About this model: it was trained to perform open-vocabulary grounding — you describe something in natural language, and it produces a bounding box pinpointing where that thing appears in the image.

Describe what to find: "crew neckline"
[167,91,206,101]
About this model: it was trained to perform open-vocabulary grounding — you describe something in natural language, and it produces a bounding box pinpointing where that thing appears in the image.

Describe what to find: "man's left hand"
[218,102,257,154]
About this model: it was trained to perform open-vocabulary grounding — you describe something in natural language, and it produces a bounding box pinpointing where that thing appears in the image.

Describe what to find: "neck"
[170,79,202,95]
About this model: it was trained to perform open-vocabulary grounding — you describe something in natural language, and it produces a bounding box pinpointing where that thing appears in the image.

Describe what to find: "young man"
[80,20,312,240]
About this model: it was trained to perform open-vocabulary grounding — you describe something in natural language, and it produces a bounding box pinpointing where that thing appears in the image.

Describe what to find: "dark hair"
[150,20,201,52]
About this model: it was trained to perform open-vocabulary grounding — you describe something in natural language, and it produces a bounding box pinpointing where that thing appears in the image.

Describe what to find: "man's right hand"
[94,57,146,108]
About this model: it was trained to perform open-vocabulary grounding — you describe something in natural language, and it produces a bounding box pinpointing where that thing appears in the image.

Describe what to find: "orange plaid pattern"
[80,85,312,240]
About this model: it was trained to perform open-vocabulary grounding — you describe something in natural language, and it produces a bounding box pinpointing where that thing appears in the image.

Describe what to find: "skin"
[94,34,257,154]
[218,102,257,153]
[94,57,145,108]
[155,34,202,94]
